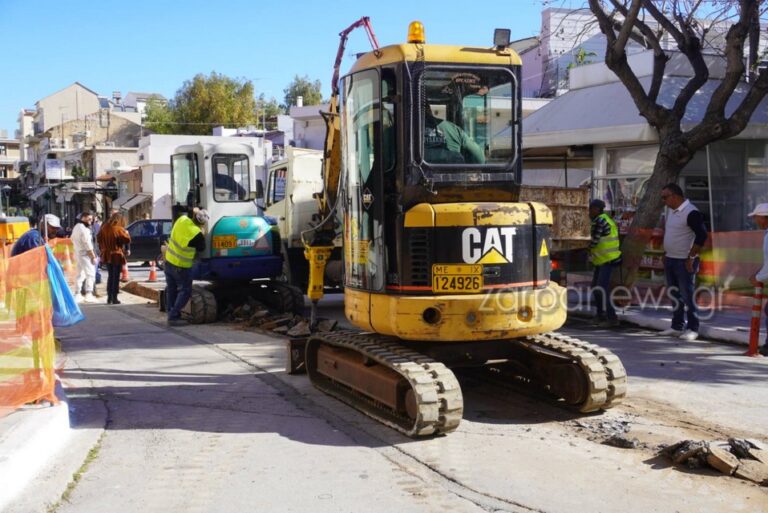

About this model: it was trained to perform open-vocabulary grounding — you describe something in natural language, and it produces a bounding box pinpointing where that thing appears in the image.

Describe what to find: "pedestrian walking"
[588,199,621,327]
[71,211,97,303]
[659,183,708,341]
[11,214,61,256]
[97,212,131,305]
[748,203,768,356]
[164,208,208,327]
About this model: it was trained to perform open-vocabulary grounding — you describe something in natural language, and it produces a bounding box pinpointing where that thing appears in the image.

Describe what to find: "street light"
[1,185,11,215]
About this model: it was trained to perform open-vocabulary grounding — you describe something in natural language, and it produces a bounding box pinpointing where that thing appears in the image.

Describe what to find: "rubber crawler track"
[524,332,627,412]
[306,331,464,437]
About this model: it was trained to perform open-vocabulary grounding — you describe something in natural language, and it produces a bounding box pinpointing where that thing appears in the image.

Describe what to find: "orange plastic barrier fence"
[0,245,58,417]
[48,238,76,283]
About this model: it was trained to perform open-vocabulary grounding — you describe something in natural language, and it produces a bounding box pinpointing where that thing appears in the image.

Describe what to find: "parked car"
[125,219,172,268]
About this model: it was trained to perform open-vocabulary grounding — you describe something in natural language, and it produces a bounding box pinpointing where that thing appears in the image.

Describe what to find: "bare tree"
[586,0,768,284]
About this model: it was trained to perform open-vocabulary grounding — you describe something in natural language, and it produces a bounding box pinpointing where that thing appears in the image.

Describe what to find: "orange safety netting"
[0,244,58,416]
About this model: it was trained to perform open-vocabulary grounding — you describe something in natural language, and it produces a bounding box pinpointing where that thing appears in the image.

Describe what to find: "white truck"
[265,147,342,289]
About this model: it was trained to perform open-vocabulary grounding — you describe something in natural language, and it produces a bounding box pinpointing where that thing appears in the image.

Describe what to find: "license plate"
[212,235,237,249]
[432,264,483,293]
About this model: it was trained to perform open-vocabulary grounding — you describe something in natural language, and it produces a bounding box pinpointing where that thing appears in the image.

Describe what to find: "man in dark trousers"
[163,208,209,326]
[748,203,768,356]
[659,183,708,341]
[588,199,621,328]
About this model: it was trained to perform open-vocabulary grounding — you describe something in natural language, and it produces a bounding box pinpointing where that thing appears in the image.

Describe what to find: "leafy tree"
[143,97,174,134]
[586,0,768,284]
[170,72,258,135]
[283,75,323,109]
[257,93,284,120]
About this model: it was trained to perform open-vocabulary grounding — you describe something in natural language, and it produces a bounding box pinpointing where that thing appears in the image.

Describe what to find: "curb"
[0,381,71,511]
[122,280,162,302]
[569,305,750,346]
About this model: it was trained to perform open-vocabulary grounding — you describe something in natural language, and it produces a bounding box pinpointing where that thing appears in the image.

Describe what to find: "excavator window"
[212,154,250,202]
[170,152,199,216]
[342,68,385,291]
[419,67,516,168]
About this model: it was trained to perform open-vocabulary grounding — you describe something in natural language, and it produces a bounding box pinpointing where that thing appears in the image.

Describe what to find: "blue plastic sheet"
[46,245,85,327]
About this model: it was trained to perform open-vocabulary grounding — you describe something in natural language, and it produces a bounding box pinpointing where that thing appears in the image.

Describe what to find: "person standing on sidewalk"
[164,208,209,327]
[748,203,768,356]
[659,183,708,341]
[97,212,131,305]
[588,199,622,327]
[71,211,97,303]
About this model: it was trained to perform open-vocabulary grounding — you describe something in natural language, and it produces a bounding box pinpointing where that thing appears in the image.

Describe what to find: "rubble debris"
[660,438,768,486]
[603,435,639,449]
[316,319,338,332]
[287,321,311,338]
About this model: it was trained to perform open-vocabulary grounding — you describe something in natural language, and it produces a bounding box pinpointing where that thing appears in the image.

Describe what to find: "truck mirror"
[255,180,264,199]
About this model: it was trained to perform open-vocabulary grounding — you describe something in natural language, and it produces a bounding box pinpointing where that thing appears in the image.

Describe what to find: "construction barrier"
[0,245,58,416]
[49,238,76,280]
[746,284,764,357]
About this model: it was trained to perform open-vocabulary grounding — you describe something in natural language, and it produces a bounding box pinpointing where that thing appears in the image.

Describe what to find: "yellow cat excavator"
[303,18,626,437]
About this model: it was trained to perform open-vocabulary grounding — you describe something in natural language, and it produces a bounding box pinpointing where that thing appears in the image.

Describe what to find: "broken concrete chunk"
[748,448,768,466]
[664,440,708,465]
[603,435,639,449]
[272,326,289,334]
[316,319,338,332]
[706,446,740,475]
[287,321,311,338]
[734,459,768,485]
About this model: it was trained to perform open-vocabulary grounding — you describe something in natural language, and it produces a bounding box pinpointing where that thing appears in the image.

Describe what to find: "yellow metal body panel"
[344,284,566,341]
[0,218,30,244]
[349,44,522,74]
[404,202,552,228]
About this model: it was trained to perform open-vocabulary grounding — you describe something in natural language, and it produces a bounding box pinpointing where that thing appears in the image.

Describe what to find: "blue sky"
[0,0,577,134]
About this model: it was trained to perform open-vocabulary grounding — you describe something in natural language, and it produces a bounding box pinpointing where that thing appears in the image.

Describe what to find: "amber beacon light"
[407,21,425,44]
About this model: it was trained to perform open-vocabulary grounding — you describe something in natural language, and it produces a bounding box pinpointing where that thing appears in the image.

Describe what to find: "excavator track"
[520,332,627,412]
[305,331,463,437]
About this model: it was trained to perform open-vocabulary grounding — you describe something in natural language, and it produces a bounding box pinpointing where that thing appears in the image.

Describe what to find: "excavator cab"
[331,28,563,341]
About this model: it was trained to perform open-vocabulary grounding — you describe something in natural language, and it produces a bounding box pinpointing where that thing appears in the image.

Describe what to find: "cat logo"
[462,227,517,264]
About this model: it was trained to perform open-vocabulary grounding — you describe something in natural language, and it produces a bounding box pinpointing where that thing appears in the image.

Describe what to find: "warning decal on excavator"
[540,239,548,257]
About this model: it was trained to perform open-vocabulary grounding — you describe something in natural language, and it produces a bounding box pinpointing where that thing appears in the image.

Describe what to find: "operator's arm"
[589,216,610,249]
[188,232,205,252]
[460,131,486,164]
[686,210,708,257]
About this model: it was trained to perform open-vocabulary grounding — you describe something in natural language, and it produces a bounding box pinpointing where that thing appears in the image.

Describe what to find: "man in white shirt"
[659,183,708,341]
[748,203,768,356]
[71,211,97,303]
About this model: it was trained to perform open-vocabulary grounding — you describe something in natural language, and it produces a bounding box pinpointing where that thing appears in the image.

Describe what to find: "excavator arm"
[305,17,380,322]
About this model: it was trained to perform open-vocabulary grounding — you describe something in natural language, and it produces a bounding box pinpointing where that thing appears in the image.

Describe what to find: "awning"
[56,191,76,203]
[121,193,151,211]
[112,193,135,208]
[28,186,48,201]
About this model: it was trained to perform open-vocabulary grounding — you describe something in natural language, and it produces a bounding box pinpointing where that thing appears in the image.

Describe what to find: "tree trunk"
[619,147,689,286]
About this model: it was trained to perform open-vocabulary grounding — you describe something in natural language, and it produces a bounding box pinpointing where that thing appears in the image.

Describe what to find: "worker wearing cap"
[164,208,209,326]
[11,214,61,256]
[748,203,768,356]
[588,199,621,328]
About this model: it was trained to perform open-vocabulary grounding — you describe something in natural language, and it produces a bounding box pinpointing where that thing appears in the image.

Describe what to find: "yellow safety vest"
[591,213,621,266]
[165,215,201,269]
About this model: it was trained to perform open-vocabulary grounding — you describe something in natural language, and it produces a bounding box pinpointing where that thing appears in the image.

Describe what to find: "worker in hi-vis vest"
[588,199,622,328]
[164,208,209,326]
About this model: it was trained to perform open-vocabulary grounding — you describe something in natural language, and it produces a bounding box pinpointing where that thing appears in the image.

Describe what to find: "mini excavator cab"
[312,21,566,340]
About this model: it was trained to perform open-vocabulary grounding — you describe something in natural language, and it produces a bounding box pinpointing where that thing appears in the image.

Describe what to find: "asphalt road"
[12,295,768,513]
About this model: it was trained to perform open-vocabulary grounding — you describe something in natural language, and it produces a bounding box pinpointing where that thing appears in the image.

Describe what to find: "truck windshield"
[420,67,516,168]
[171,153,199,209]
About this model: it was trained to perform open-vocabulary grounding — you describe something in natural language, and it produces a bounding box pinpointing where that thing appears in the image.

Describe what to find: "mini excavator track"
[304,331,625,437]
[305,331,464,437]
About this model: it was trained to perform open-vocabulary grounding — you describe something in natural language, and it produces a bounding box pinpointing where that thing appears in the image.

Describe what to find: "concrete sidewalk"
[570,300,758,346]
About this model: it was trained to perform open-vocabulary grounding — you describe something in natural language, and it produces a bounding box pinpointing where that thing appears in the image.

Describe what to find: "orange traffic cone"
[147,261,158,283]
[120,263,130,283]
